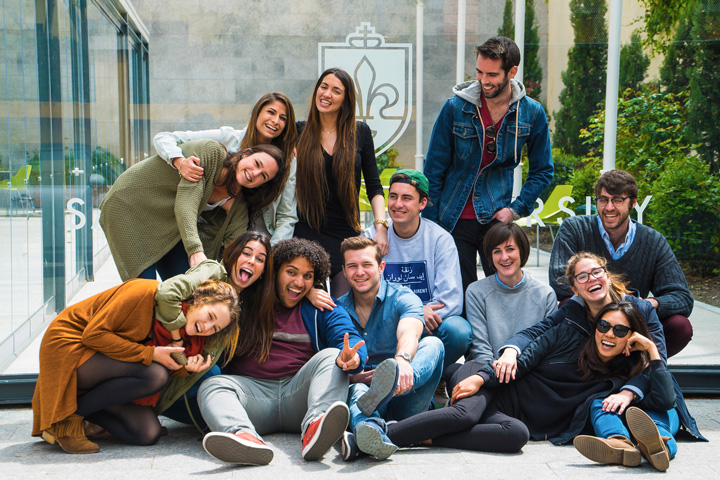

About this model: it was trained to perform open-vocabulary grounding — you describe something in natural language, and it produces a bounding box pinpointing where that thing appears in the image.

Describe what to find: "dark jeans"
[450,218,500,295]
[138,241,190,281]
[386,360,529,452]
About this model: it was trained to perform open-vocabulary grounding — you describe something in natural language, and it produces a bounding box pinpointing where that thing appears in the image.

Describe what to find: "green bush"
[648,156,720,275]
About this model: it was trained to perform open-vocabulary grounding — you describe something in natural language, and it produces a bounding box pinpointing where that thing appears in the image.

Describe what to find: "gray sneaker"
[355,421,398,460]
[357,358,399,416]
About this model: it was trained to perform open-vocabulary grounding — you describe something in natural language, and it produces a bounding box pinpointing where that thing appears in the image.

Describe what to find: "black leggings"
[386,361,529,452]
[76,352,169,445]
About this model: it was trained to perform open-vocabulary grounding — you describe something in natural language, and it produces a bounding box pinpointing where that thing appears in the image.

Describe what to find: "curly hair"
[222,231,275,363]
[185,279,240,365]
[272,238,331,284]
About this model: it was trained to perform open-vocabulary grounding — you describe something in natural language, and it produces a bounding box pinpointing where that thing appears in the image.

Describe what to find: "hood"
[453,78,527,106]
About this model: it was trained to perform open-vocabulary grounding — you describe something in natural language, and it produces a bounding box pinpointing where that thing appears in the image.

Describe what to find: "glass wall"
[0,0,149,370]
[2,0,718,377]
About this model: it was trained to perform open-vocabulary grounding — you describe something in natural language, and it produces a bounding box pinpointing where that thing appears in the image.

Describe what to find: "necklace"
[322,129,336,135]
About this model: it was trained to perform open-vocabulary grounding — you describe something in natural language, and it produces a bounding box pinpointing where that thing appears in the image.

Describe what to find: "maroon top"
[225,303,316,379]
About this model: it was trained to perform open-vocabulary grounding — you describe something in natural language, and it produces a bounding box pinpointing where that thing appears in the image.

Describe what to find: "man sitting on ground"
[549,169,693,357]
[337,236,444,461]
[198,238,367,465]
[363,169,471,368]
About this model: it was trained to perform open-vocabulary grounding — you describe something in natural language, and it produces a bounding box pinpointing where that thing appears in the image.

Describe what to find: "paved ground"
[0,399,718,479]
[1,249,718,478]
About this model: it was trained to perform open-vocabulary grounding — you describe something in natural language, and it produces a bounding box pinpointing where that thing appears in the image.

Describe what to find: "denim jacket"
[423,80,553,231]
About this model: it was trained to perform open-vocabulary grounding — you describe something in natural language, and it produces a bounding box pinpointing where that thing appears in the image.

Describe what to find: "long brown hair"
[295,68,360,232]
[222,231,275,363]
[577,302,651,381]
[185,279,240,366]
[221,144,286,211]
[239,92,297,202]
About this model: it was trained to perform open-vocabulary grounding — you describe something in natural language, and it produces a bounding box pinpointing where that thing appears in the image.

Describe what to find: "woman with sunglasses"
[573,302,677,471]
[382,252,703,454]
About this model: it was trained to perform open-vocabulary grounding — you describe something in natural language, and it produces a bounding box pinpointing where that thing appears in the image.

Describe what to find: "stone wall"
[131,0,509,167]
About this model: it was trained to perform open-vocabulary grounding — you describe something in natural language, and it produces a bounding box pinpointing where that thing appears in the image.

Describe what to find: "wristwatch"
[373,218,389,229]
[394,352,412,363]
[509,208,520,221]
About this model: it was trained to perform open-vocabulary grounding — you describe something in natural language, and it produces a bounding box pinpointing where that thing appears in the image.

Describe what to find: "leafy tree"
[637,0,698,53]
[553,0,607,157]
[498,0,543,100]
[619,31,650,92]
[576,83,720,274]
[660,1,720,173]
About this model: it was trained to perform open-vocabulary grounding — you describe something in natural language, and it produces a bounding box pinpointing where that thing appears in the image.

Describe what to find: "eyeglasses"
[573,266,606,284]
[595,319,631,338]
[485,125,497,154]
[594,196,632,207]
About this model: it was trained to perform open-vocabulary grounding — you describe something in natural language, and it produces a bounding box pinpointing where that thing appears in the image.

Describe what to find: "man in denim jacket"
[423,36,553,293]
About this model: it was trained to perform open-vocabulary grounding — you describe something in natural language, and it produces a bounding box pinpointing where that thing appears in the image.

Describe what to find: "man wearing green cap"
[363,169,471,369]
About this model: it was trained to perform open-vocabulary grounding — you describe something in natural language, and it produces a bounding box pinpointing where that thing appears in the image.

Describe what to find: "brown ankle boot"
[42,414,100,454]
[626,407,670,471]
[574,434,641,467]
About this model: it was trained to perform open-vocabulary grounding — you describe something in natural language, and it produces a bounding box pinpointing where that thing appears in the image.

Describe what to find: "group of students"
[31,66,705,472]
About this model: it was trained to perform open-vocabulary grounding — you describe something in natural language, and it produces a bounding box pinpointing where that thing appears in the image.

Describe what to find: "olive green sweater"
[99,140,248,280]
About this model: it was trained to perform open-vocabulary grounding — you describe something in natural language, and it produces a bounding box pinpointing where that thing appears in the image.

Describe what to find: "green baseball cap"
[390,169,430,196]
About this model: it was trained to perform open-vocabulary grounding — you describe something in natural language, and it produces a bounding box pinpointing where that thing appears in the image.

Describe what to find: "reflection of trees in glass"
[553,0,607,157]
[619,31,650,92]
[92,146,125,185]
[498,0,543,101]
[660,0,720,173]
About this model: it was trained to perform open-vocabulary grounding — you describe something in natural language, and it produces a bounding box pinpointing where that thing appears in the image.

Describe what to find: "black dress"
[294,121,384,276]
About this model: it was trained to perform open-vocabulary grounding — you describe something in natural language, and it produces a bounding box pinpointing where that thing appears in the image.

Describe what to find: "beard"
[480,75,510,100]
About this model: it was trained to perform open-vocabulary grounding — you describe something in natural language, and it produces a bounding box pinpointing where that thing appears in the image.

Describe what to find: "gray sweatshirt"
[465,272,557,365]
[364,218,463,318]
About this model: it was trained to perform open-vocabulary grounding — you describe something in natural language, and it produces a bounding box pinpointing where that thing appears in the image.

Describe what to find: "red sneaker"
[301,401,349,461]
[203,431,273,465]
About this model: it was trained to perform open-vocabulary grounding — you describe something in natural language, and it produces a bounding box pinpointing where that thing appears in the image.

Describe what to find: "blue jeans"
[588,398,680,458]
[348,336,444,432]
[423,315,472,369]
[138,241,190,280]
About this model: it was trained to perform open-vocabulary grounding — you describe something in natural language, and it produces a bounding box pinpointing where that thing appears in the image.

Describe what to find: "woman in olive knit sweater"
[99,139,285,281]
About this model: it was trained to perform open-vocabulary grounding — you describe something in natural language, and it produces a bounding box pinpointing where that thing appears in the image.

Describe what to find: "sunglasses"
[595,319,631,338]
[485,125,497,154]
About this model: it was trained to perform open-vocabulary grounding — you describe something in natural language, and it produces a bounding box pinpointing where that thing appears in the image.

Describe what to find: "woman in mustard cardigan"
[32,279,240,454]
[99,139,285,281]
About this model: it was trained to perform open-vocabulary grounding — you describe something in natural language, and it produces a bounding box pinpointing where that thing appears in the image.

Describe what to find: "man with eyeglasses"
[549,169,693,357]
[423,36,553,295]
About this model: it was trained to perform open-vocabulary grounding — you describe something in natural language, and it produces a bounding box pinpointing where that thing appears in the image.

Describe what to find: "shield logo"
[319,23,413,156]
